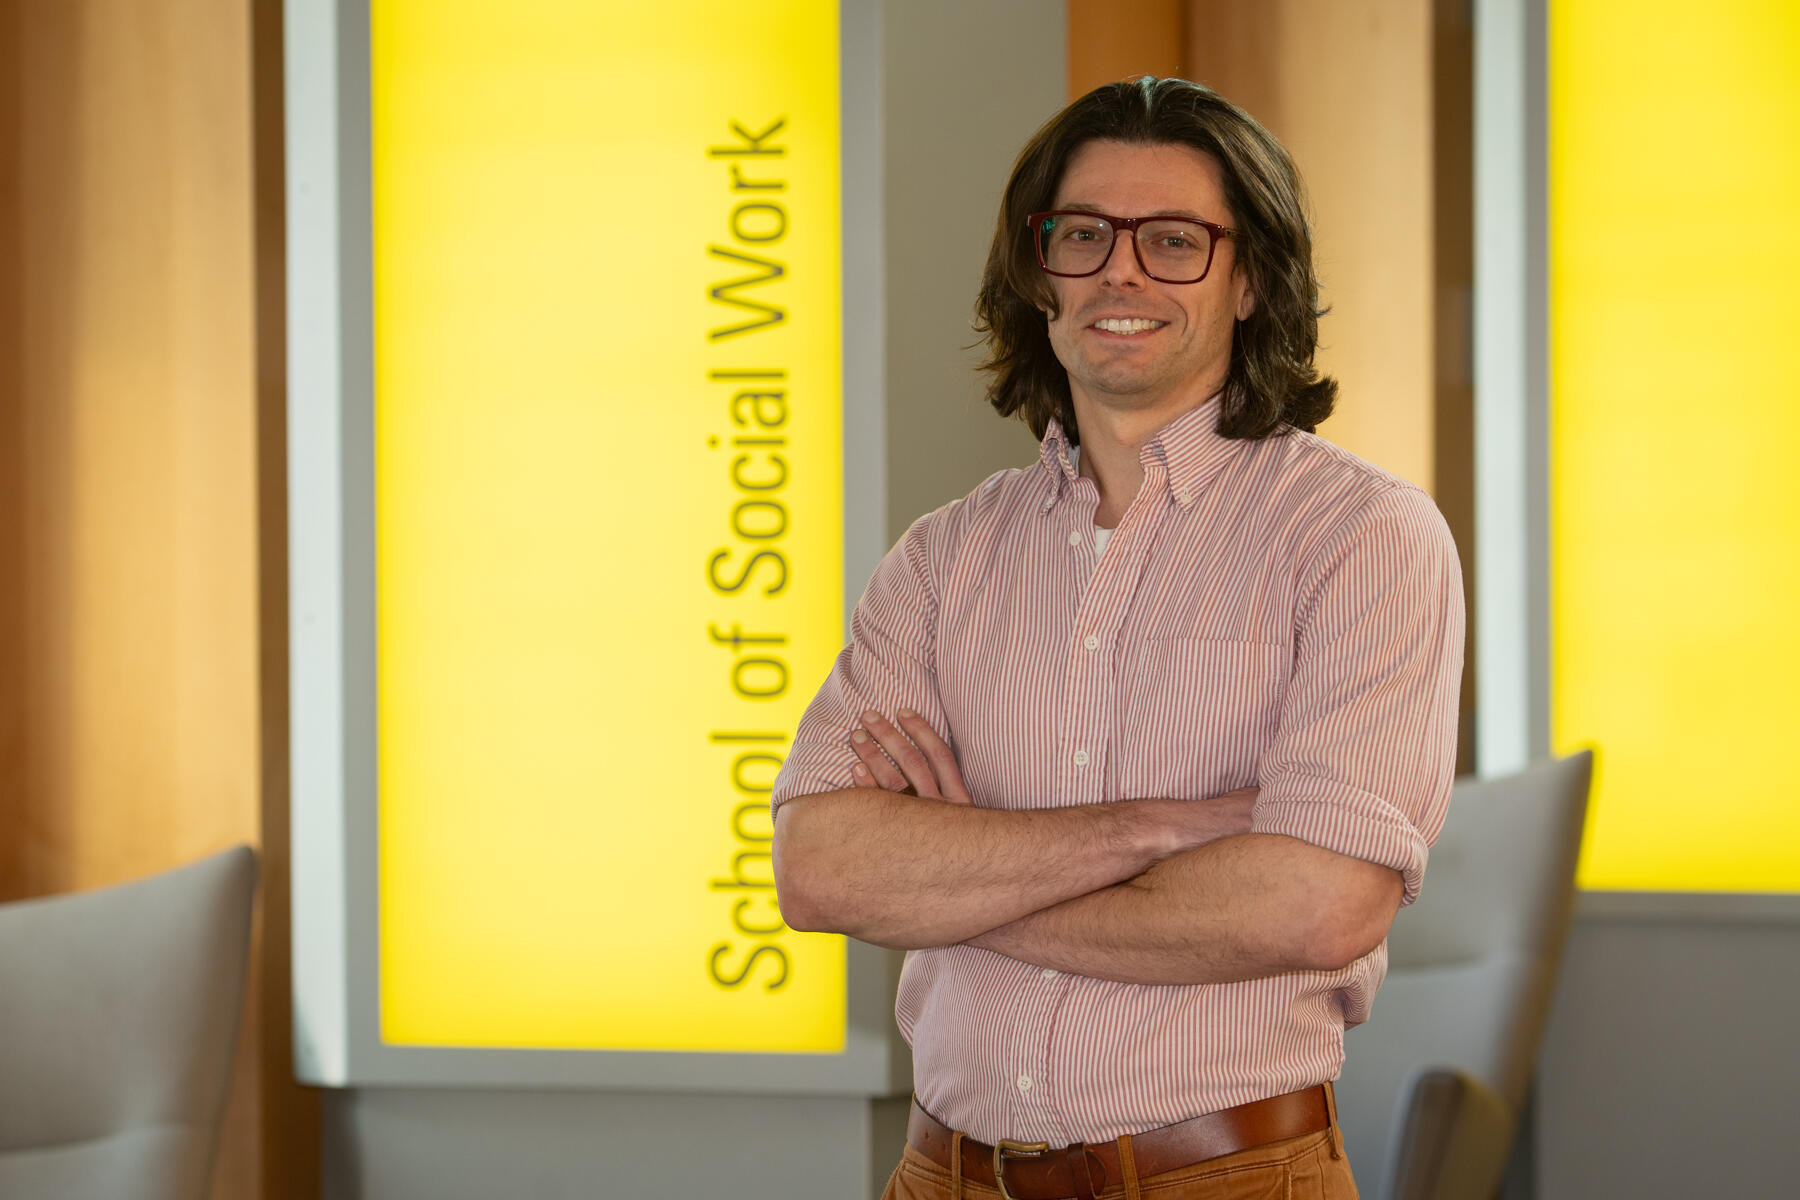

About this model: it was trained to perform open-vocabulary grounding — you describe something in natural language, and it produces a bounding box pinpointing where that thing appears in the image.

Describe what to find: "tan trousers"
[880,1128,1359,1200]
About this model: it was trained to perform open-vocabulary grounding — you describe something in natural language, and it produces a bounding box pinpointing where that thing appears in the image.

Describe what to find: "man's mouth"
[1091,318,1167,335]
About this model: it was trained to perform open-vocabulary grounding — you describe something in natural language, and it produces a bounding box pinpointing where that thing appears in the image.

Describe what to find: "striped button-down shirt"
[771,397,1465,1145]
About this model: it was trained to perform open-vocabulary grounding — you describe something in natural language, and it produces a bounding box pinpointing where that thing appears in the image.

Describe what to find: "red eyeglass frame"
[1026,210,1238,284]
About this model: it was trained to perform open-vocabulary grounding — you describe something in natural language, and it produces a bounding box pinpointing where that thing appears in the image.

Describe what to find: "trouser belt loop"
[950,1131,964,1200]
[1064,1144,1101,1200]
[1116,1134,1143,1200]
[1324,1080,1344,1161]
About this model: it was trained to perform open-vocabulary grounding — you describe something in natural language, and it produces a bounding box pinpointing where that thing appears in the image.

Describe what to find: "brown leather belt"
[906,1084,1333,1200]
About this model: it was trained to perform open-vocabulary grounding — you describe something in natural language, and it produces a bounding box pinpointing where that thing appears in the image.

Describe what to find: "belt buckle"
[993,1138,1050,1200]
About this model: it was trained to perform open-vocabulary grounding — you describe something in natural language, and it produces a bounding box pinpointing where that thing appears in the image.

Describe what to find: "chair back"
[0,846,257,1200]
[1336,753,1592,1199]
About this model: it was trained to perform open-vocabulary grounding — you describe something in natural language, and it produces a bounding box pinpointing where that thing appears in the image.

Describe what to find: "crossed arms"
[771,709,1404,987]
[772,485,1463,988]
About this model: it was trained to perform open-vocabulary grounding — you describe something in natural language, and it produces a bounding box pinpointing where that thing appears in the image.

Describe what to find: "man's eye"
[1157,234,1195,249]
[1062,226,1103,242]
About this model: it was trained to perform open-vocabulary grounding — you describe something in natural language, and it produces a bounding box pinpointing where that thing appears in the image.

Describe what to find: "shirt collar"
[1039,419,1081,493]
[1037,393,1243,511]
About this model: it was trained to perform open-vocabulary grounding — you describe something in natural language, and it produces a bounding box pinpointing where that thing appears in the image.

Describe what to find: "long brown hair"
[975,76,1336,444]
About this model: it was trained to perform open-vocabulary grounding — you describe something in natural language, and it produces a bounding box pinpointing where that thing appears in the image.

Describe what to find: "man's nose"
[1097,230,1147,286]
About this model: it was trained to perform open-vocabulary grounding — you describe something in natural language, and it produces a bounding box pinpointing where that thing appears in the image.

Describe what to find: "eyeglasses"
[1026,210,1238,284]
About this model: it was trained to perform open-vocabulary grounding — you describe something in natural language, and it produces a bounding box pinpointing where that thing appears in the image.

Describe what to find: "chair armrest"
[1389,1066,1516,1200]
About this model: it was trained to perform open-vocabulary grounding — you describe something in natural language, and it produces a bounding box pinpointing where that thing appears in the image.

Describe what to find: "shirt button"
[1017,1075,1033,1092]
[1176,490,1193,505]
[1072,750,1089,766]
[1082,634,1099,651]
[1068,530,1082,547]
[1042,968,1059,979]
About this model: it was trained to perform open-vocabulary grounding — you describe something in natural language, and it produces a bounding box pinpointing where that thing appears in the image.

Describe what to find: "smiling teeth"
[1095,318,1165,333]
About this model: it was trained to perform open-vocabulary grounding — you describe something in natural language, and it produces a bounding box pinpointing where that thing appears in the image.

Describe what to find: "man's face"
[1042,140,1255,427]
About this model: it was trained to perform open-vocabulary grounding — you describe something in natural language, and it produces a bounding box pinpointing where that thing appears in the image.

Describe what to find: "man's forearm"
[772,789,1236,950]
[966,833,1404,984]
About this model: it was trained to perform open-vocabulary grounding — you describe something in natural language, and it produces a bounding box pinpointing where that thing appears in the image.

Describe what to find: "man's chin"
[1075,366,1172,405]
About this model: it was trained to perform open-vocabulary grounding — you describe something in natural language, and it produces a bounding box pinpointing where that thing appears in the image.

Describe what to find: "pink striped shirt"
[772,397,1465,1145]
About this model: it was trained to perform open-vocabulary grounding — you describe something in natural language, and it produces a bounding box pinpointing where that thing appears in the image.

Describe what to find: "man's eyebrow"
[1053,203,1212,221]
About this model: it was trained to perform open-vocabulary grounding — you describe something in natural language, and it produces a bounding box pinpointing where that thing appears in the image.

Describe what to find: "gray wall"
[317,3,1061,1196]
[322,1089,911,1200]
[881,1,1044,543]
[1532,896,1800,1198]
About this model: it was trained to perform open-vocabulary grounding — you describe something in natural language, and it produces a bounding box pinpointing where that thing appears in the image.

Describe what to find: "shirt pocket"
[1116,638,1286,800]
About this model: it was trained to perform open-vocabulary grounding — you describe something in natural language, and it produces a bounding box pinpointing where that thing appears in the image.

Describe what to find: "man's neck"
[1073,395,1207,529]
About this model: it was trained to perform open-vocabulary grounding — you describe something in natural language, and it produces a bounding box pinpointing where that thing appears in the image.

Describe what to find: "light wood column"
[0,0,316,1195]
[1184,0,1438,492]
[0,2,26,850]
[1431,0,1476,770]
[249,0,318,1195]
[1182,0,1473,762]
[1068,0,1187,95]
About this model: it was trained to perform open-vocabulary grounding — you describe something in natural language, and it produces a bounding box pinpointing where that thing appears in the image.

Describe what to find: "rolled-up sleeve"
[1251,485,1466,904]
[771,514,948,815]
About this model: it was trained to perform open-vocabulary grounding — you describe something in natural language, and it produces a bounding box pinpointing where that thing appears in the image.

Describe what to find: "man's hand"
[848,708,973,804]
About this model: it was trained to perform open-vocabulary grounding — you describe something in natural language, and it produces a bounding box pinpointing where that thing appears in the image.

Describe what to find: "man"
[771,77,1463,1200]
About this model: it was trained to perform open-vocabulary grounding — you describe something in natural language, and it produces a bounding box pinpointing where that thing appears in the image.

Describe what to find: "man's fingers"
[896,708,974,805]
[858,710,943,799]
[849,728,911,793]
[851,759,908,792]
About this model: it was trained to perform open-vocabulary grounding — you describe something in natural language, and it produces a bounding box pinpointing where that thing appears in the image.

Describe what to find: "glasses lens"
[1039,214,1114,274]
[1135,220,1212,283]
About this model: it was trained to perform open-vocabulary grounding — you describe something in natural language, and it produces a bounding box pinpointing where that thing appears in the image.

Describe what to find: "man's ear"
[1234,270,1257,322]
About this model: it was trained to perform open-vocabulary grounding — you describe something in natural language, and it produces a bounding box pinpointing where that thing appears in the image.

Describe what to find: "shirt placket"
[1055,462,1167,806]
[1008,464,1168,1142]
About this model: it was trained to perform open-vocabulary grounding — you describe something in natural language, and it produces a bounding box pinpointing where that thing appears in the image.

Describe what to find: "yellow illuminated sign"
[1550,0,1800,891]
[373,1,846,1049]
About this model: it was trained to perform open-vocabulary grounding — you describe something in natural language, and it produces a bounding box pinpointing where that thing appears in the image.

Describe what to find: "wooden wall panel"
[1068,0,1186,96]
[1184,0,1436,492]
[1,3,25,863]
[0,0,316,1195]
[5,0,253,895]
[249,1,318,1193]
[1431,0,1476,771]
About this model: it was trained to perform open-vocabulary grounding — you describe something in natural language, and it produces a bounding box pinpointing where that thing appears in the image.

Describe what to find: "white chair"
[0,846,257,1200]
[1336,753,1593,1200]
